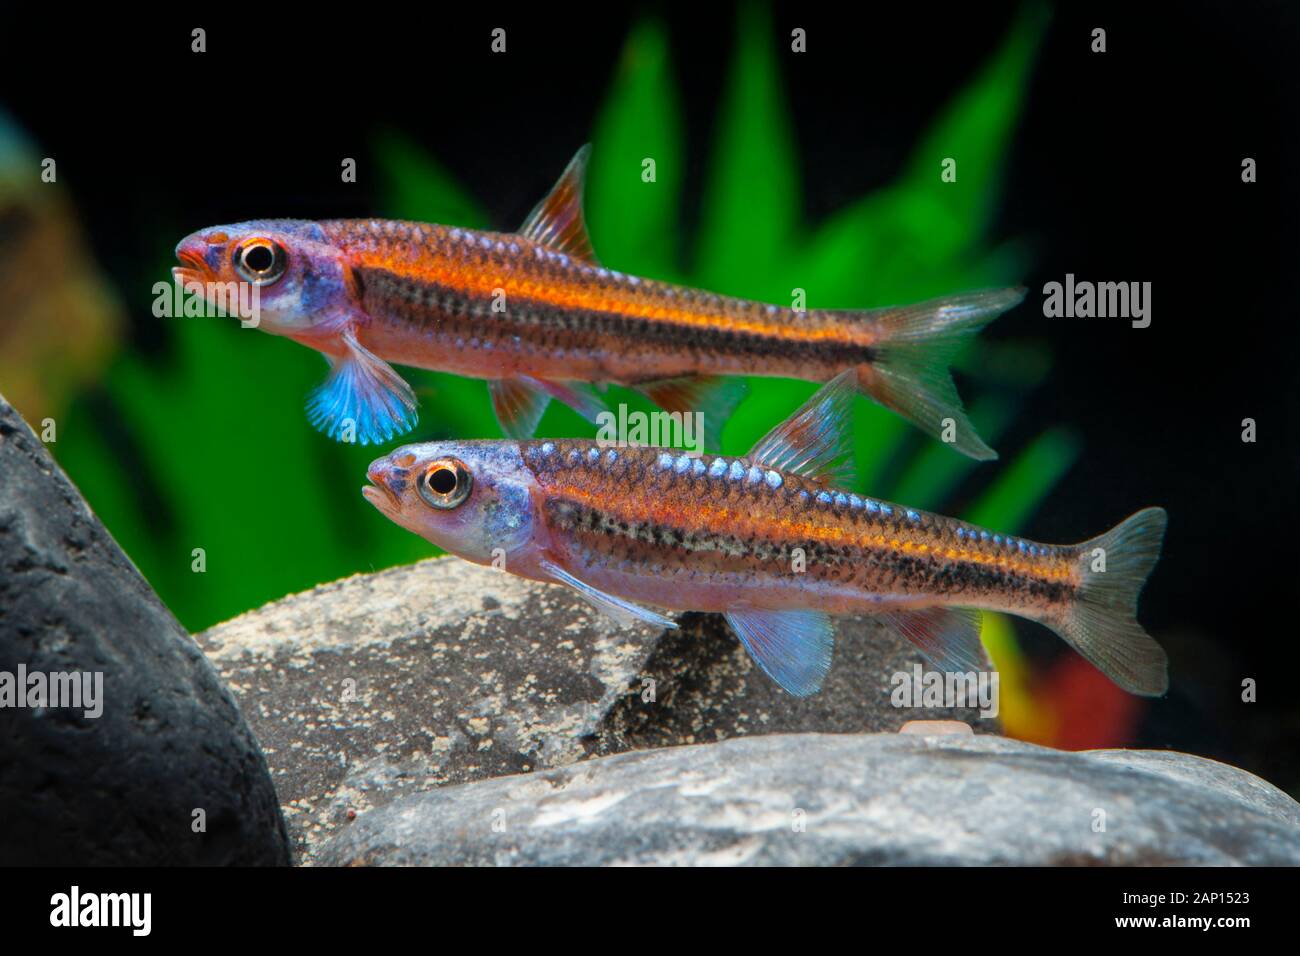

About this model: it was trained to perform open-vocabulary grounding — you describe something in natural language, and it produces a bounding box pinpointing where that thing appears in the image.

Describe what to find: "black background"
[3,2,1297,791]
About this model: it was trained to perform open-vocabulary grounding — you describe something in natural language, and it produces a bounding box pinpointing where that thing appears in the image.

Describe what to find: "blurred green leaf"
[792,4,1045,306]
[889,395,1015,509]
[373,129,489,228]
[588,17,684,281]
[694,3,800,299]
[54,309,438,630]
[967,427,1080,532]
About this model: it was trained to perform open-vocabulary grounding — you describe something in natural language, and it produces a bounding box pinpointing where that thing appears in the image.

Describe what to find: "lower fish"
[174,146,1023,455]
[363,371,1169,698]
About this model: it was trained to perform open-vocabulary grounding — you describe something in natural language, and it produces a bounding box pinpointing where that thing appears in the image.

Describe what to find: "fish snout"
[363,456,405,510]
[172,231,228,284]
[366,457,391,487]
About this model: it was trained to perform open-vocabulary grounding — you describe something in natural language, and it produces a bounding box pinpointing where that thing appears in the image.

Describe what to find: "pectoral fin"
[724,607,835,697]
[306,332,418,445]
[540,558,678,630]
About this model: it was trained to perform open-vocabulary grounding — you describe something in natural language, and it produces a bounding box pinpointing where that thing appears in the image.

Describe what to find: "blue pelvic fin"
[305,332,417,445]
[747,369,857,486]
[518,145,599,264]
[636,375,748,452]
[724,607,834,697]
[882,606,986,673]
[540,558,679,630]
[490,379,551,439]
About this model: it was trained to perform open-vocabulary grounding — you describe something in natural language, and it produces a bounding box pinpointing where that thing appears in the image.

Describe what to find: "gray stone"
[315,732,1300,866]
[590,610,1000,754]
[198,559,660,863]
[0,396,291,865]
[199,557,999,862]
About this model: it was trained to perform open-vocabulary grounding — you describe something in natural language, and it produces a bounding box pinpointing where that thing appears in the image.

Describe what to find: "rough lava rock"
[0,395,291,865]
[198,558,1000,862]
[316,732,1300,866]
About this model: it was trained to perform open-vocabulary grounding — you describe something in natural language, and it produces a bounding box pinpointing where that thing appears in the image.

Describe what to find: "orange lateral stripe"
[368,247,874,346]
[549,475,1072,583]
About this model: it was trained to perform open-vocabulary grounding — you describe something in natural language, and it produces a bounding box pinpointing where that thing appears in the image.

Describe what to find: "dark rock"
[316,732,1300,866]
[199,558,999,862]
[590,610,1000,755]
[0,396,291,865]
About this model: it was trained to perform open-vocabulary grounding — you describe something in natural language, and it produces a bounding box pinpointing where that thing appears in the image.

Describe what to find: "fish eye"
[418,458,472,510]
[233,238,287,285]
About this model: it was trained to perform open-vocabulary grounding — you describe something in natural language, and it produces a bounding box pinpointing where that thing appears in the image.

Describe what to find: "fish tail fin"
[850,287,1025,460]
[1046,507,1170,696]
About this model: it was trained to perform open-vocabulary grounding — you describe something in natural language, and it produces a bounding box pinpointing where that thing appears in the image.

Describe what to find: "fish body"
[463,440,1073,619]
[364,372,1169,698]
[328,220,882,384]
[174,146,1024,453]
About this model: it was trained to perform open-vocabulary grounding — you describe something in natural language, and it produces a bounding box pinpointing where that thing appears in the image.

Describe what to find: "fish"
[174,146,1024,454]
[362,370,1169,698]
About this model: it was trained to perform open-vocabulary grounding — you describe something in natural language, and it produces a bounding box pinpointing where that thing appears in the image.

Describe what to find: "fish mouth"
[363,464,400,512]
[172,248,210,287]
[361,482,397,510]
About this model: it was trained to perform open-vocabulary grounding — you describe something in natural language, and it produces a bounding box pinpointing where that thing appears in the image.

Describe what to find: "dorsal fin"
[518,145,599,264]
[748,369,857,486]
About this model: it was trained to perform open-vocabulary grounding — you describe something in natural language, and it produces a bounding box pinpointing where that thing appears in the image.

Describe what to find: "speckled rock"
[198,559,660,862]
[316,732,1300,867]
[588,610,1001,756]
[0,395,291,865]
[199,558,1000,862]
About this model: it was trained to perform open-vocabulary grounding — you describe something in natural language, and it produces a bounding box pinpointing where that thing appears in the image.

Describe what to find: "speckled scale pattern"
[321,219,878,381]
[518,439,1078,611]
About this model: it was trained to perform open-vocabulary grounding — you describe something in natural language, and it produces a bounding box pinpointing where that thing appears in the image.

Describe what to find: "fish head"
[363,441,541,567]
[172,220,353,337]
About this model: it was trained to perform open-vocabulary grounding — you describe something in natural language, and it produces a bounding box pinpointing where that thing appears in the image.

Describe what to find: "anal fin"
[490,377,608,439]
[882,606,986,673]
[636,375,748,452]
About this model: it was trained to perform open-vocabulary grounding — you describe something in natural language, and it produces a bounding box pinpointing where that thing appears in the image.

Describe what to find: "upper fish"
[173,145,1024,453]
